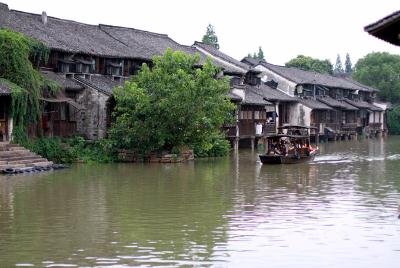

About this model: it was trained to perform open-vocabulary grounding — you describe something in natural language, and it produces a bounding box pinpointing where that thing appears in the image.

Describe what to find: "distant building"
[241,58,388,138]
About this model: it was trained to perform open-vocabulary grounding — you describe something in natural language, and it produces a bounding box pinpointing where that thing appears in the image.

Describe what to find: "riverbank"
[1,137,400,267]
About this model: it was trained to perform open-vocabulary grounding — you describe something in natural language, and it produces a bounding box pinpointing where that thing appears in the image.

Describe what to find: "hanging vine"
[0,28,54,143]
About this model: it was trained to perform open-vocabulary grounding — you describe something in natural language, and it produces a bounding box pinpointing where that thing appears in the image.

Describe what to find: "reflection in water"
[1,137,400,267]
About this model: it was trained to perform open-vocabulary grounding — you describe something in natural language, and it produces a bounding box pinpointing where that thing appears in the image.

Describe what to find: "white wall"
[288,103,311,127]
[7,117,12,142]
[254,65,297,96]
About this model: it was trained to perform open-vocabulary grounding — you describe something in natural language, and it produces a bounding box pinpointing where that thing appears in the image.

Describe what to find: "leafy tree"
[345,53,352,74]
[109,49,235,156]
[334,54,344,74]
[285,55,333,74]
[202,24,220,50]
[353,52,400,103]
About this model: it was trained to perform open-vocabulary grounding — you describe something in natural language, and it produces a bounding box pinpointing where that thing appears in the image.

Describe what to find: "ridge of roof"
[99,24,169,38]
[193,41,250,71]
[10,9,97,27]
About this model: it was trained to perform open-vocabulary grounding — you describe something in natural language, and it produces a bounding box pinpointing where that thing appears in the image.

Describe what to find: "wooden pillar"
[233,138,239,151]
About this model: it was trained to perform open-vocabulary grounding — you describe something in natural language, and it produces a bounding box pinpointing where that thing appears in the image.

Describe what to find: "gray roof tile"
[41,71,84,90]
[298,98,333,110]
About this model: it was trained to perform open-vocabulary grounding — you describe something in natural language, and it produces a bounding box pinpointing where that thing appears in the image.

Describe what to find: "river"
[1,137,400,267]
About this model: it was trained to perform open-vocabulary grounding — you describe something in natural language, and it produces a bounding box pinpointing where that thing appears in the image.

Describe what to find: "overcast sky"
[3,0,399,66]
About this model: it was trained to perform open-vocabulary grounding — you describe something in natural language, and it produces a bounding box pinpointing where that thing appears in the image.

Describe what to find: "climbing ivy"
[0,28,58,143]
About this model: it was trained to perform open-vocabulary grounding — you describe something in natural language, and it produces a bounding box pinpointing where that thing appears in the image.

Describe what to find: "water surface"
[1,137,400,267]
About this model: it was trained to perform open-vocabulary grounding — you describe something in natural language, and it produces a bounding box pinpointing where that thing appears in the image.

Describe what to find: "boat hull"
[259,150,318,164]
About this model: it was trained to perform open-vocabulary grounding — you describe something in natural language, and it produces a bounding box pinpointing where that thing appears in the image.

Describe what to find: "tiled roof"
[0,8,133,58]
[340,77,379,93]
[259,62,378,92]
[243,86,272,106]
[228,91,242,102]
[344,99,383,111]
[74,75,125,96]
[100,24,197,60]
[256,84,296,102]
[298,98,334,110]
[193,41,249,74]
[241,56,263,67]
[41,71,84,90]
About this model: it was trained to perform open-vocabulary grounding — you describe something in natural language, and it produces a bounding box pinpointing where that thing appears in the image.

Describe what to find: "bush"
[25,136,118,164]
[66,136,117,163]
[26,137,75,163]
[193,134,231,157]
[388,105,400,135]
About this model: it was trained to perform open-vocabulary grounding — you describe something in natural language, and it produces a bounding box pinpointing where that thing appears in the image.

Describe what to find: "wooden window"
[254,111,260,120]
[247,111,253,120]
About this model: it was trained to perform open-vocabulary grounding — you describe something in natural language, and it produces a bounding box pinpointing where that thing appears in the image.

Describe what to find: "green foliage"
[193,133,231,157]
[67,136,117,163]
[345,53,352,74]
[248,46,265,60]
[387,105,400,135]
[109,48,234,156]
[334,54,344,74]
[285,55,333,74]
[202,24,220,50]
[0,29,53,143]
[353,52,400,103]
[26,137,75,164]
[25,136,117,164]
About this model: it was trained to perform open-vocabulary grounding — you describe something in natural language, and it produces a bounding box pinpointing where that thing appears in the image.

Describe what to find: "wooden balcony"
[341,123,358,133]
[368,123,382,131]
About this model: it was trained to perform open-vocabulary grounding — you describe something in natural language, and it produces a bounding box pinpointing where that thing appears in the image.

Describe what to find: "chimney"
[41,11,47,25]
[0,3,9,11]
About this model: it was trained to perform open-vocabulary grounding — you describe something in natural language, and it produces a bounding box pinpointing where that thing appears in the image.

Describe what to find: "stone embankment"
[0,142,65,174]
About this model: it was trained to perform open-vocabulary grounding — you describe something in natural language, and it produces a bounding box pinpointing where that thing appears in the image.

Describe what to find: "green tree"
[0,29,56,143]
[353,52,400,103]
[334,54,344,74]
[257,46,265,60]
[345,53,352,74]
[202,24,220,50]
[109,49,234,156]
[247,46,265,60]
[387,106,400,134]
[285,55,333,74]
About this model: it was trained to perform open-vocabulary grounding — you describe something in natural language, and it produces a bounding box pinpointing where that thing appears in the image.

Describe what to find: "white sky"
[3,0,399,66]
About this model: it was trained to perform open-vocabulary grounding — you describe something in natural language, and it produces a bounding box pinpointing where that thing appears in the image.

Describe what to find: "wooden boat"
[259,125,319,164]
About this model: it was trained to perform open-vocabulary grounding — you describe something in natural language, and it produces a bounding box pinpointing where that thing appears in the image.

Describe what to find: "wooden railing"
[263,123,276,134]
[325,123,341,132]
[368,123,382,131]
[223,125,237,137]
[341,123,358,133]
